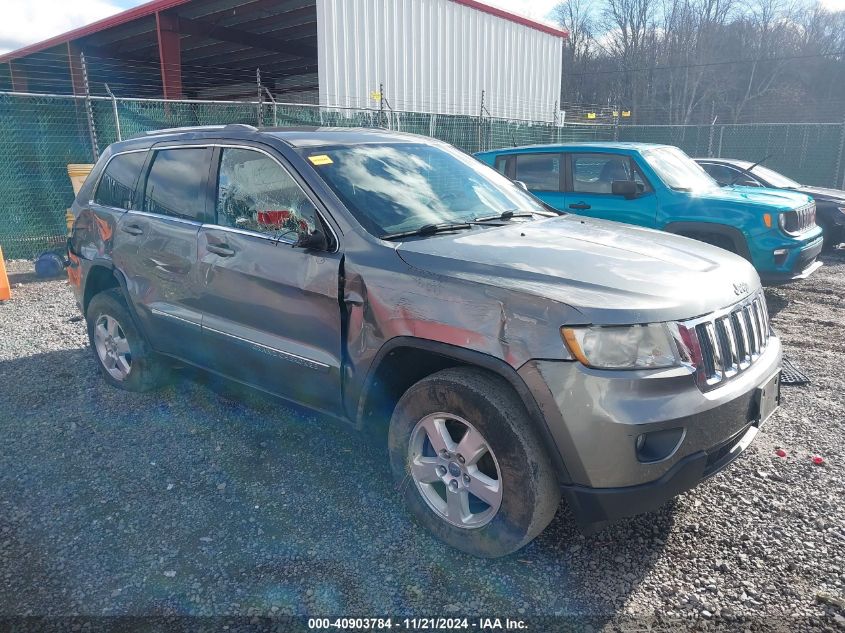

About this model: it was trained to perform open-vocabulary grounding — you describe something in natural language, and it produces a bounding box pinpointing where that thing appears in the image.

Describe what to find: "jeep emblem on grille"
[733,281,749,296]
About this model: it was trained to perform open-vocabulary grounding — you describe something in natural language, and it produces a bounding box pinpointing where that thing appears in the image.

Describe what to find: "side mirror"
[612,180,639,199]
[294,228,328,251]
[513,180,529,191]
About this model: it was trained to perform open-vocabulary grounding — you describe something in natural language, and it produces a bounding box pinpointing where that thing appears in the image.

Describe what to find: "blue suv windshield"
[304,142,548,238]
[643,146,717,192]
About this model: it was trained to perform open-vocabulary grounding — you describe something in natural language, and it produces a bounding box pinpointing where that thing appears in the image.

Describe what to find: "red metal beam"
[450,0,568,38]
[156,11,183,99]
[0,0,195,63]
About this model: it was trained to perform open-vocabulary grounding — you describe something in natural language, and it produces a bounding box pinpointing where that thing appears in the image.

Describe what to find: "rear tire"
[388,367,560,558]
[86,288,168,392]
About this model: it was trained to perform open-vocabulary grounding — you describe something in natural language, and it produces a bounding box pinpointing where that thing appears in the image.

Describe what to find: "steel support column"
[156,11,182,99]
[8,61,27,91]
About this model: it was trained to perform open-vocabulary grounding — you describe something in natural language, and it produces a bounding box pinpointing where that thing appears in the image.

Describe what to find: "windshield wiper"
[471,209,557,222]
[381,222,472,241]
[473,210,538,223]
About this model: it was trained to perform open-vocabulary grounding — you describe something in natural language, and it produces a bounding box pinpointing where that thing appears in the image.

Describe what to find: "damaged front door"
[197,145,343,415]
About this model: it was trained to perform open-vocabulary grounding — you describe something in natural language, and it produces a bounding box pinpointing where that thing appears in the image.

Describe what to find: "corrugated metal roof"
[0,0,195,62]
[0,0,566,63]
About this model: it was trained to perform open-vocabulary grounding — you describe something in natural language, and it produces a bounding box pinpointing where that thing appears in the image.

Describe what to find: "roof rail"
[140,123,258,137]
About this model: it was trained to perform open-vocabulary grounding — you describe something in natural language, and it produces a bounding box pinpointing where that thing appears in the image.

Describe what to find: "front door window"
[216,148,318,241]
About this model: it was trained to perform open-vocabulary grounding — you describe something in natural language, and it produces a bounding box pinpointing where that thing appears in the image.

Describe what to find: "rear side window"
[514,153,561,191]
[494,155,514,178]
[142,148,211,221]
[93,152,146,209]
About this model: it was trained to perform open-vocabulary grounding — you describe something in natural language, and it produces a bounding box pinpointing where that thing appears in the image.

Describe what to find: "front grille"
[779,202,816,235]
[684,291,770,390]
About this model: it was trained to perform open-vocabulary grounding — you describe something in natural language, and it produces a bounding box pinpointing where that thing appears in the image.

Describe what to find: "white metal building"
[2,0,566,122]
[317,0,566,122]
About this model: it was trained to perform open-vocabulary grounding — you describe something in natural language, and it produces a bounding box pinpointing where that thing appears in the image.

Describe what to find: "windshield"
[642,146,717,191]
[302,142,549,238]
[750,164,801,189]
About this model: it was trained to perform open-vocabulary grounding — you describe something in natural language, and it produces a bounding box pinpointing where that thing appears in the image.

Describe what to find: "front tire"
[86,288,168,392]
[388,367,560,557]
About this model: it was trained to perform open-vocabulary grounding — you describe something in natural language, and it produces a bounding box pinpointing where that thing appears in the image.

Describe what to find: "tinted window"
[514,154,561,191]
[94,152,146,209]
[701,163,744,186]
[494,155,513,178]
[142,148,211,220]
[216,148,317,239]
[572,154,634,194]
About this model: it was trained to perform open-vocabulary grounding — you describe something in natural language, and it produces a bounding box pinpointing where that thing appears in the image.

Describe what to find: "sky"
[0,0,561,55]
[3,0,844,56]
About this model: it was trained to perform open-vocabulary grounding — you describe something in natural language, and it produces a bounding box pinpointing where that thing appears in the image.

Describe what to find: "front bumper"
[563,422,760,524]
[519,334,782,523]
[757,232,824,284]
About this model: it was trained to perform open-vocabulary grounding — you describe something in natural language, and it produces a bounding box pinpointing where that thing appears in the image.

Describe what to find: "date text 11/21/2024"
[307,618,528,630]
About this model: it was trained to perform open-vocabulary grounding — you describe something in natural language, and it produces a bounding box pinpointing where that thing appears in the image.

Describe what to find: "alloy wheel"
[93,314,132,381]
[408,412,503,529]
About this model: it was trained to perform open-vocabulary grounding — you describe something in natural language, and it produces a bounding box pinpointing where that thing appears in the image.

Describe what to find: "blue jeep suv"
[476,143,823,282]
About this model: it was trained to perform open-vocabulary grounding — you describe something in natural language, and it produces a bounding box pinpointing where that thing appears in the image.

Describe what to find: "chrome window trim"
[203,325,330,372]
[89,142,340,252]
[199,223,296,245]
[153,142,340,253]
[126,209,204,227]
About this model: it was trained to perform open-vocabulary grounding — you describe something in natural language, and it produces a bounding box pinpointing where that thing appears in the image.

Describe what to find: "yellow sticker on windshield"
[308,154,333,165]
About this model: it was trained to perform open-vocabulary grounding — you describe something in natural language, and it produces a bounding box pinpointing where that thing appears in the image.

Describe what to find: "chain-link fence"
[2,91,845,258]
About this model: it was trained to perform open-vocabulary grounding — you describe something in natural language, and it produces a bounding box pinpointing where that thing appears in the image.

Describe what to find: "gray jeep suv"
[68,125,782,557]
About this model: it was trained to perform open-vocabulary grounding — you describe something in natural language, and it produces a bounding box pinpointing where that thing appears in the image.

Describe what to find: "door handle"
[569,202,591,210]
[121,224,144,236]
[207,243,235,257]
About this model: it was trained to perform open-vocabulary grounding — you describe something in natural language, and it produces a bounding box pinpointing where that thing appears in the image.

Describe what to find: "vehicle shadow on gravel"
[762,289,789,318]
[0,348,672,620]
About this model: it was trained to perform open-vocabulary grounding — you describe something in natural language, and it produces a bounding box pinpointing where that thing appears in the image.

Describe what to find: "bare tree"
[552,0,845,124]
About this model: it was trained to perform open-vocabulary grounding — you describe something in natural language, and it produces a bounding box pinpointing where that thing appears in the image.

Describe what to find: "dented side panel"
[340,244,581,420]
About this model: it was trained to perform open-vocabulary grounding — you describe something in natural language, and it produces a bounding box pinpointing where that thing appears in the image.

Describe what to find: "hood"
[709,185,812,209]
[396,215,761,325]
[796,185,845,203]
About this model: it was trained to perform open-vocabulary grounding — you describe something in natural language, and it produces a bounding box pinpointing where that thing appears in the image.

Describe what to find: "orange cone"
[0,245,10,301]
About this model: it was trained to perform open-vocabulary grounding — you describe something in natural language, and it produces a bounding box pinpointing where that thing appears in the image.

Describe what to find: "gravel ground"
[0,254,844,630]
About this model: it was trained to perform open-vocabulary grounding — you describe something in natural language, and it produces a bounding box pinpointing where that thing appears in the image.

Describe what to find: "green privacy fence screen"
[2,91,845,258]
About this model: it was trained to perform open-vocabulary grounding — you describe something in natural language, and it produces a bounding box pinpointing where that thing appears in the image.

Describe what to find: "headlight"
[561,323,679,369]
[838,206,845,216]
